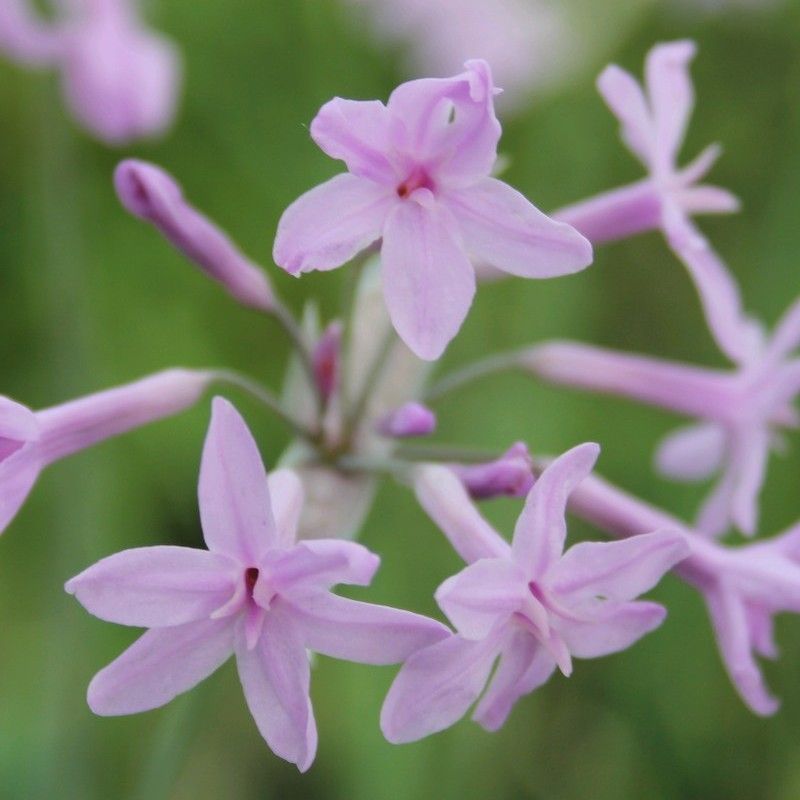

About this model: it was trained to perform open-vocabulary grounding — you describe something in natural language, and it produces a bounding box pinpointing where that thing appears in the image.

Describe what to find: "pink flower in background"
[381,444,688,741]
[0,0,181,144]
[448,441,534,500]
[0,369,212,535]
[274,60,592,360]
[346,0,572,112]
[114,160,275,311]
[564,468,800,715]
[377,401,436,438]
[67,398,448,770]
[522,296,800,537]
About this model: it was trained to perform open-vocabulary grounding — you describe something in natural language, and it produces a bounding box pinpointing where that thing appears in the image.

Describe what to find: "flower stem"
[424,350,523,402]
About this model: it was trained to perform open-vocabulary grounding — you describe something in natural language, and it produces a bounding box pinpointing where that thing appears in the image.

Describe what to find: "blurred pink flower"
[67,398,448,770]
[0,369,212,535]
[0,0,181,144]
[565,468,800,715]
[448,441,534,500]
[377,401,436,438]
[381,444,687,741]
[522,294,800,537]
[274,60,592,360]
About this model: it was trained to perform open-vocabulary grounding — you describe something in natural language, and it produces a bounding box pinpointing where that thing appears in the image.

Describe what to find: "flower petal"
[677,184,741,216]
[269,539,379,596]
[0,397,38,458]
[273,174,394,275]
[87,617,235,715]
[596,64,654,168]
[645,40,696,174]
[310,98,396,183]
[0,443,42,535]
[556,601,667,659]
[764,295,800,367]
[435,558,527,639]
[472,630,555,731]
[445,178,592,279]
[655,423,727,481]
[236,609,317,771]
[287,593,450,664]
[381,199,475,360]
[703,585,779,715]
[65,546,238,627]
[549,530,688,604]
[268,469,304,548]
[512,443,600,578]
[380,633,500,744]
[199,397,277,563]
[413,465,510,564]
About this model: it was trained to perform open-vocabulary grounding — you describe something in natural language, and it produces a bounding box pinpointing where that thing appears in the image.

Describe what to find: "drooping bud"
[449,442,533,500]
[377,402,436,439]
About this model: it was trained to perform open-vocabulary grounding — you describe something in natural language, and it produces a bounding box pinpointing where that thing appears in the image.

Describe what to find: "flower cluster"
[2,29,799,777]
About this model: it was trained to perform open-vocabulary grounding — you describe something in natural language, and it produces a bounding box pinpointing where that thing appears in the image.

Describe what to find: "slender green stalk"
[394,443,504,464]
[424,350,524,402]
[337,453,412,481]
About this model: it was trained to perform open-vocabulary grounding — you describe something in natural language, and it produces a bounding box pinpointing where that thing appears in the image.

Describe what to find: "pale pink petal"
[655,423,727,481]
[435,558,527,639]
[472,630,555,731]
[444,178,592,279]
[730,428,771,536]
[596,64,654,167]
[381,199,475,360]
[0,443,42,534]
[268,469,304,548]
[199,397,277,563]
[746,605,778,660]
[696,463,740,538]
[0,0,61,65]
[704,586,779,715]
[413,465,510,564]
[286,594,450,664]
[677,185,741,216]
[0,397,38,456]
[310,98,396,183]
[87,617,235,715]
[645,40,696,174]
[236,610,317,772]
[269,539,380,596]
[557,601,667,658]
[65,546,238,627]
[550,530,688,603]
[512,443,600,578]
[380,633,500,743]
[273,174,394,275]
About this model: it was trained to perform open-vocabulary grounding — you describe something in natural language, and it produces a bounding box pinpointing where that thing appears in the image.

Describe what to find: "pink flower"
[448,441,534,499]
[377,401,436,438]
[311,321,343,403]
[1,369,211,535]
[563,468,800,715]
[380,443,688,741]
[114,160,275,312]
[67,398,448,771]
[273,60,592,360]
[0,0,181,144]
[523,305,800,537]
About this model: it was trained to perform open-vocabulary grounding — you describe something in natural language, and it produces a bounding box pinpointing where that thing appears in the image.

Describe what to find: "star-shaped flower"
[67,398,448,770]
[274,60,592,360]
[380,443,688,742]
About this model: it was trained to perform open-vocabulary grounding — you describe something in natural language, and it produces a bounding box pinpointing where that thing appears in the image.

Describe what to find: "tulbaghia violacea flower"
[381,443,688,741]
[346,0,574,113]
[448,441,534,500]
[0,369,212,534]
[522,307,800,536]
[274,59,592,360]
[114,160,276,312]
[377,402,436,438]
[67,398,448,770]
[562,467,800,715]
[0,0,181,144]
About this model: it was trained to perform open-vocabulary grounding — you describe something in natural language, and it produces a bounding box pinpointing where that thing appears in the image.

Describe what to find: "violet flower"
[0,0,181,144]
[522,307,800,537]
[274,60,592,360]
[448,441,534,500]
[381,443,688,741]
[67,398,448,770]
[1,368,212,534]
[377,402,436,439]
[561,467,800,715]
[114,160,276,312]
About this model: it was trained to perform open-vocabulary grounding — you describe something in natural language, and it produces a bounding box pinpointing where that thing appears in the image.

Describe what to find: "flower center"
[396,167,435,199]
[244,567,260,599]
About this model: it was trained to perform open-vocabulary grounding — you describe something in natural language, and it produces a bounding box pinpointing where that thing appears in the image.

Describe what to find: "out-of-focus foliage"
[1,1,800,798]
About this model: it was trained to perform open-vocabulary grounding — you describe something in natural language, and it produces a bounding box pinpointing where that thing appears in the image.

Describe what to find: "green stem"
[394,443,503,464]
[424,350,523,402]
[337,453,412,481]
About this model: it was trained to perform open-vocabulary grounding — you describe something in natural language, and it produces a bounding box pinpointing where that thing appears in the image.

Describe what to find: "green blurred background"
[2,0,800,797]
